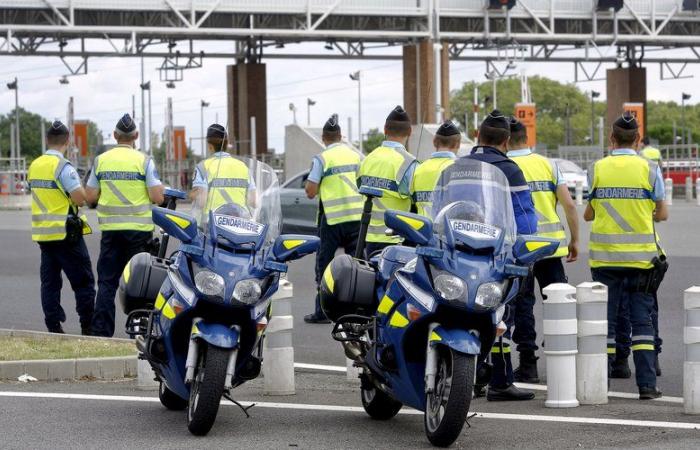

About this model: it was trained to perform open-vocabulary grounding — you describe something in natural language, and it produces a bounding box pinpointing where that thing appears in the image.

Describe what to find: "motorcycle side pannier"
[118,252,169,314]
[320,254,377,322]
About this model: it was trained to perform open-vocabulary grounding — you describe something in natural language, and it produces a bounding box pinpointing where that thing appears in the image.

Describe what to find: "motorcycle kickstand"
[465,412,478,427]
[223,392,255,418]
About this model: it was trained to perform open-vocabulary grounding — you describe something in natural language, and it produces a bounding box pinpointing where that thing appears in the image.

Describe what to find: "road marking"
[294,362,684,404]
[0,391,697,430]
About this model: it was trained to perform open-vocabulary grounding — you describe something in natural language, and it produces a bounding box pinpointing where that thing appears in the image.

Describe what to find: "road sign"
[73,121,89,157]
[622,102,645,138]
[515,103,537,148]
[173,126,187,160]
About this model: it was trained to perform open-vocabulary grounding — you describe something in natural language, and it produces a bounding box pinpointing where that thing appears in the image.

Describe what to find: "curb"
[0,328,132,343]
[0,356,137,381]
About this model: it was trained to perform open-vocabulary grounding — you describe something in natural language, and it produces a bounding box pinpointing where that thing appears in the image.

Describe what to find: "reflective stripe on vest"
[28,154,70,241]
[357,145,415,243]
[411,156,455,218]
[589,154,658,269]
[318,144,363,225]
[511,153,568,258]
[95,146,153,232]
[197,154,250,212]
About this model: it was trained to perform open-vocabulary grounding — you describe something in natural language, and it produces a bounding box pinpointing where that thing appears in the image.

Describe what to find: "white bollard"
[542,283,579,408]
[686,176,693,202]
[575,282,608,405]
[665,178,673,206]
[137,359,159,390]
[696,179,700,207]
[263,278,295,395]
[683,286,700,414]
[346,357,361,382]
[575,180,584,206]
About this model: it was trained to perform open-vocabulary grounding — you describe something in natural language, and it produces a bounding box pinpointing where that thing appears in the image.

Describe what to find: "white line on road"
[0,391,697,430]
[294,362,685,404]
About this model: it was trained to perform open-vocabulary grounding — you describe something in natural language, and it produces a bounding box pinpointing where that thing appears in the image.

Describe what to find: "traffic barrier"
[263,277,295,395]
[0,173,9,195]
[686,176,693,202]
[575,282,608,405]
[684,286,700,414]
[696,179,700,207]
[137,359,159,390]
[574,180,583,206]
[542,283,579,408]
[665,178,673,206]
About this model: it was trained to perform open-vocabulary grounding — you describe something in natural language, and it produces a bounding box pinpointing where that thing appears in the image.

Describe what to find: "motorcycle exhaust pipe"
[425,323,439,394]
[185,318,202,384]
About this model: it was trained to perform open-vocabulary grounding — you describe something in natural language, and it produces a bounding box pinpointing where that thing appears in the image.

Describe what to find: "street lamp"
[307,98,316,126]
[590,90,600,147]
[349,71,363,153]
[140,81,152,155]
[200,100,210,156]
[6,77,19,161]
[682,92,691,145]
[288,103,297,124]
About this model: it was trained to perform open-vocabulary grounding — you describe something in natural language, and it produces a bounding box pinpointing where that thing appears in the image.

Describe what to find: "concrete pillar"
[402,40,450,125]
[227,62,268,157]
[606,67,647,133]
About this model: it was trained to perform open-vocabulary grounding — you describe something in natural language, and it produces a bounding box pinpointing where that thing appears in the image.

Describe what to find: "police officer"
[507,117,580,383]
[640,137,662,163]
[357,106,418,257]
[584,112,667,400]
[86,114,165,337]
[304,115,364,324]
[190,123,255,213]
[28,121,95,334]
[468,110,537,401]
[410,120,459,218]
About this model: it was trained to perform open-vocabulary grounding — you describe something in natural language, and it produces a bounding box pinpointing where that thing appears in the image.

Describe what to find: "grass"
[0,336,137,361]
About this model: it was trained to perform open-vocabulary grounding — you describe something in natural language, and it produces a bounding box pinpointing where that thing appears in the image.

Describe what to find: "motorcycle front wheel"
[360,373,402,420]
[424,347,475,447]
[187,344,229,436]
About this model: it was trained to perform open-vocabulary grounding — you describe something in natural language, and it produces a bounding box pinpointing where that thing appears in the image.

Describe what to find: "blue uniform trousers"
[490,303,515,388]
[38,236,95,331]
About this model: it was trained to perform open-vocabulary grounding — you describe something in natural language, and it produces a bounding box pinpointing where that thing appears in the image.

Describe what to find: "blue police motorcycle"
[320,159,556,447]
[118,158,319,435]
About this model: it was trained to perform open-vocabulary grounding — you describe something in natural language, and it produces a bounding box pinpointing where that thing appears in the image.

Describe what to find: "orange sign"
[514,103,536,148]
[173,127,187,160]
[73,121,89,157]
[623,102,645,139]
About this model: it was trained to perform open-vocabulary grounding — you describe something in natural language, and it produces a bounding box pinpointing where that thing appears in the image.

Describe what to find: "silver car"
[280,170,318,234]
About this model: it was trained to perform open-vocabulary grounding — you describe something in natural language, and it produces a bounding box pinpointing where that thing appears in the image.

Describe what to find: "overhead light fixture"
[324,41,334,51]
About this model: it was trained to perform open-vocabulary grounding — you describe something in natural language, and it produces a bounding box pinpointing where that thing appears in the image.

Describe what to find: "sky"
[1,41,698,157]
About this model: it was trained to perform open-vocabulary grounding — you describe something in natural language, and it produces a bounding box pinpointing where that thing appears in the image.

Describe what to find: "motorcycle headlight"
[475,281,505,310]
[434,274,467,301]
[194,270,225,298]
[233,279,262,305]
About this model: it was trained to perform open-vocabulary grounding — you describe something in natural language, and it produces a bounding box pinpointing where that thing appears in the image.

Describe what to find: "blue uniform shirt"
[44,150,82,194]
[191,152,256,191]
[506,148,566,186]
[86,145,162,189]
[467,146,538,235]
[430,150,457,159]
[587,148,665,201]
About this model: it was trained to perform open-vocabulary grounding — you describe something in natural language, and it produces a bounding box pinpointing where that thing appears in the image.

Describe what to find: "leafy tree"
[0,108,50,161]
[362,128,385,154]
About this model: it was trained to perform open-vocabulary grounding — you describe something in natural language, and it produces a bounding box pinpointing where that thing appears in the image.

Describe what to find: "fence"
[0,157,28,195]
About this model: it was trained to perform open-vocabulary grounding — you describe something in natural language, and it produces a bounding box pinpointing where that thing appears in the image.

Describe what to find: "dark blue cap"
[323,114,340,133]
[386,105,410,123]
[47,120,69,136]
[206,123,227,139]
[436,120,460,137]
[614,112,638,130]
[482,110,509,130]
[508,116,526,133]
[116,113,137,133]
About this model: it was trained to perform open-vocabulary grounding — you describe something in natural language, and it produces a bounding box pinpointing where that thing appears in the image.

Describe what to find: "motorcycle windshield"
[431,158,516,252]
[191,154,281,249]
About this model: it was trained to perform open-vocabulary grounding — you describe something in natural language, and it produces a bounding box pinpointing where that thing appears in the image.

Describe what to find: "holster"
[65,213,83,244]
[635,255,669,294]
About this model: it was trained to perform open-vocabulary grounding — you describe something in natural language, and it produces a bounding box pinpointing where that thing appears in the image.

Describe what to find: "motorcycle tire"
[424,348,475,447]
[158,382,187,410]
[187,344,229,436]
[360,374,402,420]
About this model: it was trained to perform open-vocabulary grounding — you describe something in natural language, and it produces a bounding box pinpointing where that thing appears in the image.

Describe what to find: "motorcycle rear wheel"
[187,344,229,436]
[159,381,187,410]
[424,348,475,447]
[360,374,402,420]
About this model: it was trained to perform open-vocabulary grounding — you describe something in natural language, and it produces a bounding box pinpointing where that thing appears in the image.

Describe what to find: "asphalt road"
[1,205,699,398]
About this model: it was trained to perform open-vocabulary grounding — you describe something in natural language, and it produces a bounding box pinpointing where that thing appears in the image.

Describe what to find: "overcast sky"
[1,42,698,157]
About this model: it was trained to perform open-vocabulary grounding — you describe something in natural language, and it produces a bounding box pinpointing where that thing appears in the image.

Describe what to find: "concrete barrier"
[665,178,673,206]
[575,180,584,206]
[263,278,295,395]
[137,359,159,390]
[542,283,579,408]
[686,176,693,202]
[696,179,700,207]
[576,282,608,405]
[684,286,700,414]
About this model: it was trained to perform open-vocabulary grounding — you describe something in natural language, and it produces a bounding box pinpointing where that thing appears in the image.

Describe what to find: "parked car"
[280,170,318,234]
[552,158,588,194]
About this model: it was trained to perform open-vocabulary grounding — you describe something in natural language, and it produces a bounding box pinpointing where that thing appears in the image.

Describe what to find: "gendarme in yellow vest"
[589,153,659,269]
[357,142,416,243]
[317,143,363,225]
[640,146,661,162]
[28,154,72,241]
[197,154,250,212]
[411,155,455,217]
[95,146,153,232]
[510,151,568,258]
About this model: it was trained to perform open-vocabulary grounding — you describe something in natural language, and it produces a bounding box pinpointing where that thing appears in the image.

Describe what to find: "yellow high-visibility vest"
[317,144,363,225]
[357,143,416,243]
[510,151,568,258]
[410,155,455,217]
[28,154,71,242]
[94,145,153,232]
[197,154,250,212]
[589,153,659,269]
[640,146,661,162]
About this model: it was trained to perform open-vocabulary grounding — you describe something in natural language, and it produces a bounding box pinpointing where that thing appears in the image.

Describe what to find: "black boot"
[47,325,65,334]
[639,386,662,400]
[655,354,662,377]
[487,384,535,401]
[514,352,540,383]
[303,313,330,324]
[610,357,631,379]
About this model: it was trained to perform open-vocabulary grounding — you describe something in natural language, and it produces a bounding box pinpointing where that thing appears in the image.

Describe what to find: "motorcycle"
[118,157,319,435]
[320,158,557,447]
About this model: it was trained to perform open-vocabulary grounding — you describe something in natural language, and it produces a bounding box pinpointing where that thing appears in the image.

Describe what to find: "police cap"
[482,109,509,130]
[436,120,460,136]
[116,113,137,133]
[386,105,410,123]
[614,112,638,130]
[508,116,526,133]
[206,123,227,139]
[323,114,340,133]
[47,120,69,137]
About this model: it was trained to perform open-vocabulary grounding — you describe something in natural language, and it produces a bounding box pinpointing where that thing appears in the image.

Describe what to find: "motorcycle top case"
[118,252,169,314]
[320,254,377,322]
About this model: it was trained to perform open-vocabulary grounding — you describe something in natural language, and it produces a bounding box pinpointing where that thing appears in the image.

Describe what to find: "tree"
[0,108,50,161]
[362,128,385,154]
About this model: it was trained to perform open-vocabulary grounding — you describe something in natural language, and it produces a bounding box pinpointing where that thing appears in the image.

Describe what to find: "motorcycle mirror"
[384,210,432,246]
[512,235,559,265]
[271,234,321,262]
[152,207,198,244]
